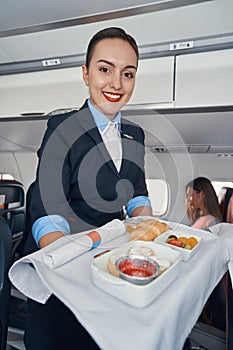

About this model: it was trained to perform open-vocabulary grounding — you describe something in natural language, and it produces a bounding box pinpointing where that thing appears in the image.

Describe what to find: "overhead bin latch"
[170,41,194,51]
[42,58,61,67]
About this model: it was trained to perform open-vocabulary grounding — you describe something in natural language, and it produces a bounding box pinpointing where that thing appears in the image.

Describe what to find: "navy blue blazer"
[25,101,148,253]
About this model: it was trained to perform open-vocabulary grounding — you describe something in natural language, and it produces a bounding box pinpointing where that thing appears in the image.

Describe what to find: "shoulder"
[47,100,89,129]
[48,110,77,128]
[192,215,220,231]
[206,215,221,226]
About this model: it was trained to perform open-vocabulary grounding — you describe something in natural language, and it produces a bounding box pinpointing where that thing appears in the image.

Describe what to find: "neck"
[201,208,209,216]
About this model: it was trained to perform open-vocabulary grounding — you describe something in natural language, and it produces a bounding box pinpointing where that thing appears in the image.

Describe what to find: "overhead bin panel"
[128,56,174,106]
[175,48,233,107]
[0,47,14,64]
[0,56,175,117]
[0,67,88,117]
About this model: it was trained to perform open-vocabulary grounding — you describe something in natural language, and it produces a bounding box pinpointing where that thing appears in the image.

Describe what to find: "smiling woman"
[23,26,152,350]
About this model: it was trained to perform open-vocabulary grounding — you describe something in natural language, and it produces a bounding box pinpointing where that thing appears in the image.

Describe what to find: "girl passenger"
[186,176,222,231]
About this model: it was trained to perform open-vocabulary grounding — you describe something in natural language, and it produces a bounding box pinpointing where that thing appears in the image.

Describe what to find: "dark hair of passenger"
[85,27,139,68]
[186,176,223,222]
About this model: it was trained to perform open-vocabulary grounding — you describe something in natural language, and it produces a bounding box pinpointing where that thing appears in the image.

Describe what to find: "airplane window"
[212,181,233,196]
[0,173,14,180]
[146,179,168,216]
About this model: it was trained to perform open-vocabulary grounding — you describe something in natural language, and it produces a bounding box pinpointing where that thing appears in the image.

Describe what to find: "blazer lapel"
[120,121,136,178]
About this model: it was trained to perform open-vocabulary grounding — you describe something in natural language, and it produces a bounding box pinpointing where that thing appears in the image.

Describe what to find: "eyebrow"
[97,59,137,70]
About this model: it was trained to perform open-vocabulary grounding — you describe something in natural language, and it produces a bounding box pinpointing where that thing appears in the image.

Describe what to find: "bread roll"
[125,223,137,233]
[107,254,121,277]
[129,219,171,241]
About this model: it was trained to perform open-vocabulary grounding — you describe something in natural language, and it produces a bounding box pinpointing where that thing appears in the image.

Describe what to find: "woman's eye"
[100,67,109,73]
[124,72,134,78]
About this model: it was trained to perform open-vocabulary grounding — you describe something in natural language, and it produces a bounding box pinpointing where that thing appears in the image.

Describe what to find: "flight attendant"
[24,27,152,350]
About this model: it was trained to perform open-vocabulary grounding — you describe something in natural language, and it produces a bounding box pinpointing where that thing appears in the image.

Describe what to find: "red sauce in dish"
[119,260,155,277]
[122,267,152,277]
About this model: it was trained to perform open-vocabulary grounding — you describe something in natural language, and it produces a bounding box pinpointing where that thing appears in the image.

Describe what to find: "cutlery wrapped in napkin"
[42,219,125,269]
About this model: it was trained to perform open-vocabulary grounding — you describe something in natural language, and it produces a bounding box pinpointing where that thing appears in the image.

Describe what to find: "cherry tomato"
[167,239,183,248]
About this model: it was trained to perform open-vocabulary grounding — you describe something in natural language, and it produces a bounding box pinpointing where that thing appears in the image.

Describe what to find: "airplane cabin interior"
[0,1,233,349]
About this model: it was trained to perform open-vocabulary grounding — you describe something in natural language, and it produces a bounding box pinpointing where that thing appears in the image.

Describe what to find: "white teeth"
[104,92,120,99]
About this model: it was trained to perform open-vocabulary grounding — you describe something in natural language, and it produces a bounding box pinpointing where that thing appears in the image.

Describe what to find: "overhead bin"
[2,47,233,117]
[175,48,233,108]
[0,67,88,117]
[128,56,174,107]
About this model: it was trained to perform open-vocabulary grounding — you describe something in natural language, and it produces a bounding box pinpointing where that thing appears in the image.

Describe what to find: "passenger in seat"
[186,177,222,231]
[186,177,224,329]
[24,27,152,350]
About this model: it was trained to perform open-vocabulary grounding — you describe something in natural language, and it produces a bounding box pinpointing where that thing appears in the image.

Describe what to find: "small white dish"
[154,230,202,261]
[115,255,160,285]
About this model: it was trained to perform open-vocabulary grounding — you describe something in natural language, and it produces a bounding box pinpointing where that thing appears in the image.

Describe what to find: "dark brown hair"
[85,27,139,68]
[186,177,223,222]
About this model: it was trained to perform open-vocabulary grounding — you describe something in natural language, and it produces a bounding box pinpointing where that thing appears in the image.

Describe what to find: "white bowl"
[115,255,160,285]
[155,230,202,261]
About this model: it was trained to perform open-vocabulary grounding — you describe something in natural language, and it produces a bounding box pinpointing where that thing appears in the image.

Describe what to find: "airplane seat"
[0,179,26,261]
[219,186,233,223]
[218,186,233,350]
[0,216,12,350]
[195,188,233,334]
[15,181,35,259]
[7,182,36,333]
[186,187,233,348]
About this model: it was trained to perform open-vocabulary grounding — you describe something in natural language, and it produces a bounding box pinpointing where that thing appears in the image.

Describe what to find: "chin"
[102,102,126,117]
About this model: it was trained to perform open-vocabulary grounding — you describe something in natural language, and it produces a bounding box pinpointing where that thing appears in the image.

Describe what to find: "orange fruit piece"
[187,237,198,249]
[178,237,188,245]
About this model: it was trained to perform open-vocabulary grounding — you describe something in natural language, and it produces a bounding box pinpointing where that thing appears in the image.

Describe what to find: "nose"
[109,72,121,91]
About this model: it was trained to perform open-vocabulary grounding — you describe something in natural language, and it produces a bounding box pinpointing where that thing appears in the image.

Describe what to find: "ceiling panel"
[0,0,209,36]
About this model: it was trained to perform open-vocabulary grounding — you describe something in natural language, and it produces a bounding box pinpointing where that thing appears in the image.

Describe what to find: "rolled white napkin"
[42,219,125,269]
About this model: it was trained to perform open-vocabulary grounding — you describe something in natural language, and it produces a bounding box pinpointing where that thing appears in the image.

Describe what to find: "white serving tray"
[91,241,182,308]
[155,230,202,261]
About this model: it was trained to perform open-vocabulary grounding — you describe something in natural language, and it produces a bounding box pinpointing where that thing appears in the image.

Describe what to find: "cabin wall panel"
[13,152,38,190]
[0,152,38,189]
[0,153,22,182]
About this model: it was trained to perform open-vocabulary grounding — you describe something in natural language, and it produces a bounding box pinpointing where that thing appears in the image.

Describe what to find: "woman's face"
[82,38,137,119]
[186,186,204,210]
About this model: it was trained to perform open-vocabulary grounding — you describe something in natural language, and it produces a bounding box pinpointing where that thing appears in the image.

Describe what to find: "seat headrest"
[218,187,233,223]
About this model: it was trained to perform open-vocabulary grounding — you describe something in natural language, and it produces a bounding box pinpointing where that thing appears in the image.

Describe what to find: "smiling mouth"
[103,92,122,103]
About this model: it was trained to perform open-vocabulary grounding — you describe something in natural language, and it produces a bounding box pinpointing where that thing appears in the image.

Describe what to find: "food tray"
[154,230,202,261]
[91,241,182,308]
